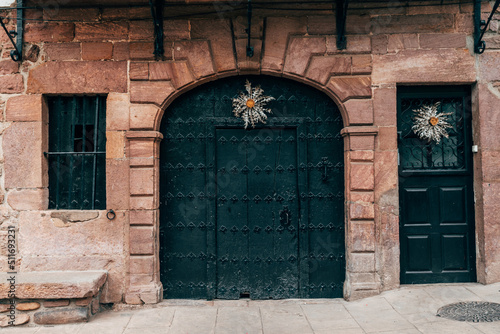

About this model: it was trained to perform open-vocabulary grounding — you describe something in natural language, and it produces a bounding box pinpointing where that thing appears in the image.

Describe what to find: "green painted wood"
[398,86,476,284]
[159,76,344,299]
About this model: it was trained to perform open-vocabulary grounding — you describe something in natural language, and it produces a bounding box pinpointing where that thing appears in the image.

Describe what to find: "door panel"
[398,86,475,284]
[159,76,345,299]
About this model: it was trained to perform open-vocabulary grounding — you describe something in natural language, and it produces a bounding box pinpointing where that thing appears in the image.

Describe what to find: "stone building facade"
[0,0,499,309]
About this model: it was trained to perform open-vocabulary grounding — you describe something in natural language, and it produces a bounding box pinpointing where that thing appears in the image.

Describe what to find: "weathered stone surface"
[130,80,175,105]
[129,20,154,41]
[351,163,375,191]
[106,159,130,210]
[44,43,81,61]
[44,299,70,308]
[130,104,160,130]
[16,302,40,311]
[50,211,99,223]
[328,77,372,102]
[0,60,19,75]
[344,99,373,125]
[3,122,45,189]
[7,189,48,211]
[345,35,371,53]
[106,93,130,131]
[349,135,376,151]
[370,14,454,33]
[305,56,350,85]
[307,15,336,35]
[20,210,125,256]
[373,49,475,84]
[351,55,372,74]
[373,86,397,126]
[130,227,154,255]
[0,313,29,326]
[34,307,89,325]
[164,20,190,40]
[262,17,306,72]
[0,271,107,299]
[419,33,467,49]
[149,62,194,88]
[130,210,156,226]
[283,37,326,76]
[81,42,113,60]
[191,19,236,73]
[5,95,43,122]
[387,34,419,52]
[106,131,125,159]
[25,23,75,43]
[27,61,127,94]
[479,53,500,82]
[377,127,398,151]
[347,253,375,273]
[350,203,375,220]
[130,196,156,210]
[349,221,375,252]
[75,22,128,41]
[174,40,215,78]
[371,35,388,54]
[235,38,262,72]
[130,42,156,60]
[0,304,8,313]
[130,168,154,196]
[477,84,500,149]
[0,74,24,94]
[75,297,92,306]
[130,62,149,80]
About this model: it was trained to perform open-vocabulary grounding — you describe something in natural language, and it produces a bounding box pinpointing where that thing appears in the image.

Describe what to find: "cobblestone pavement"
[3,283,500,333]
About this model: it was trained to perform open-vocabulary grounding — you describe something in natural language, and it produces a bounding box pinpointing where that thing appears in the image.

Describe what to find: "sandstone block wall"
[0,0,498,303]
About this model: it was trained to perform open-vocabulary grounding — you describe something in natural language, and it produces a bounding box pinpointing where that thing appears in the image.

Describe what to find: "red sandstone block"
[307,15,336,35]
[81,42,113,60]
[130,210,156,226]
[163,20,190,40]
[373,87,397,126]
[0,74,23,93]
[44,300,70,308]
[149,62,194,88]
[347,253,375,273]
[346,14,371,35]
[129,274,154,286]
[106,131,125,159]
[6,94,43,122]
[349,221,375,252]
[344,99,373,125]
[130,20,154,41]
[106,93,130,131]
[371,14,454,34]
[283,37,326,76]
[377,126,398,151]
[44,43,81,61]
[130,168,155,196]
[419,33,467,49]
[106,159,130,210]
[43,8,99,21]
[130,227,155,255]
[130,256,154,275]
[130,42,155,60]
[350,135,375,151]
[130,104,159,130]
[75,22,128,42]
[387,34,419,52]
[25,23,75,43]
[351,55,372,74]
[346,35,371,53]
[112,42,130,60]
[350,163,375,191]
[456,14,474,33]
[74,297,92,306]
[7,188,49,210]
[130,80,175,105]
[350,191,374,203]
[350,151,374,162]
[328,77,371,102]
[0,60,19,75]
[174,40,215,78]
[129,140,156,158]
[130,196,156,210]
[371,35,388,55]
[305,56,351,85]
[407,2,460,15]
[130,62,149,80]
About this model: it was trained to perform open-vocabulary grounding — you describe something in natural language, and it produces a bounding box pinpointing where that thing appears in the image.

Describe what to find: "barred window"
[46,96,106,209]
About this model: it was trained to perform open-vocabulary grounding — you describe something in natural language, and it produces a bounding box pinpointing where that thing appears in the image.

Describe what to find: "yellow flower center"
[246,99,255,108]
[429,117,439,126]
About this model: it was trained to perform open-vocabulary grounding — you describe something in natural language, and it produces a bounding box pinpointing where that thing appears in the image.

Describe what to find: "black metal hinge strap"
[149,0,164,59]
[474,0,500,54]
[0,0,23,61]
[336,0,349,50]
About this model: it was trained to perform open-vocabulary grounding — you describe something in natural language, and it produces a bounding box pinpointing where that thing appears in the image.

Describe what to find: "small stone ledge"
[0,271,107,299]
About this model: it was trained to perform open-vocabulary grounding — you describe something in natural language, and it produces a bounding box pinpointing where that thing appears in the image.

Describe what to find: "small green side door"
[398,86,476,284]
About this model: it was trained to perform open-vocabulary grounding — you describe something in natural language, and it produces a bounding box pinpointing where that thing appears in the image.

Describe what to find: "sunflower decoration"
[232,80,275,129]
[412,102,453,143]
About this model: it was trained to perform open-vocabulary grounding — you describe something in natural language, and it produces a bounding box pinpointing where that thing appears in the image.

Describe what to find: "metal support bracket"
[474,0,500,54]
[149,0,164,59]
[246,0,254,57]
[0,0,23,61]
[336,0,349,50]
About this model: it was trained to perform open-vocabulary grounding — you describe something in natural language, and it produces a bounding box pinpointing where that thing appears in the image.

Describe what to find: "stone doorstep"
[0,270,108,299]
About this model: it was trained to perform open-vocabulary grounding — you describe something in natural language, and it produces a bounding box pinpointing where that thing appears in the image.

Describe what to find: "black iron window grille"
[45,96,106,210]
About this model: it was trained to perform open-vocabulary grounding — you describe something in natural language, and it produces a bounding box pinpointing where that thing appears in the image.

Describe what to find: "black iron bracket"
[246,0,254,57]
[474,0,500,54]
[149,0,164,59]
[0,0,23,61]
[336,0,349,50]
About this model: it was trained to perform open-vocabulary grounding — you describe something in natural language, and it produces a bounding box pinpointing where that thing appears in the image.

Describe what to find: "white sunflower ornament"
[412,102,453,143]
[232,80,275,129]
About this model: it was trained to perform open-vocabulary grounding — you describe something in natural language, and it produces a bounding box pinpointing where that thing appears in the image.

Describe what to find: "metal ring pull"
[106,209,116,220]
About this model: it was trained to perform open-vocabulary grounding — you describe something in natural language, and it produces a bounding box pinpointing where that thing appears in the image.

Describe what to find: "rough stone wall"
[0,0,498,303]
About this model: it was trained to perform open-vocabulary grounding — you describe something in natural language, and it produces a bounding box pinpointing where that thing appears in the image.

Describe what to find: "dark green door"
[398,86,476,284]
[159,76,345,299]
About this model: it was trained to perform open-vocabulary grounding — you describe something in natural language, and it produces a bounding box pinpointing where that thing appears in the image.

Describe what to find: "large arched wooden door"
[159,76,345,299]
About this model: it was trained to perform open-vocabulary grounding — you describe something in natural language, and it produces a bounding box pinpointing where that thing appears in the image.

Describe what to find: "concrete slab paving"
[3,283,500,333]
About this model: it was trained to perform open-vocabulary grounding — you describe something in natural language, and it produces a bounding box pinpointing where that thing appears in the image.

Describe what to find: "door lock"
[279,206,291,226]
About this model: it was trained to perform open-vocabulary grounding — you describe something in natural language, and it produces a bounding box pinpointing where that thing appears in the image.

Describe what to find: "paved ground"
[4,283,500,333]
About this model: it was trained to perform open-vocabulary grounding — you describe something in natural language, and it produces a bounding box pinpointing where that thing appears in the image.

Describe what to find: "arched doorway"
[159,76,345,299]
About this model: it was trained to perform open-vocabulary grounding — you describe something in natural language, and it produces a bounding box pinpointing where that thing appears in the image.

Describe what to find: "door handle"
[279,206,291,226]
